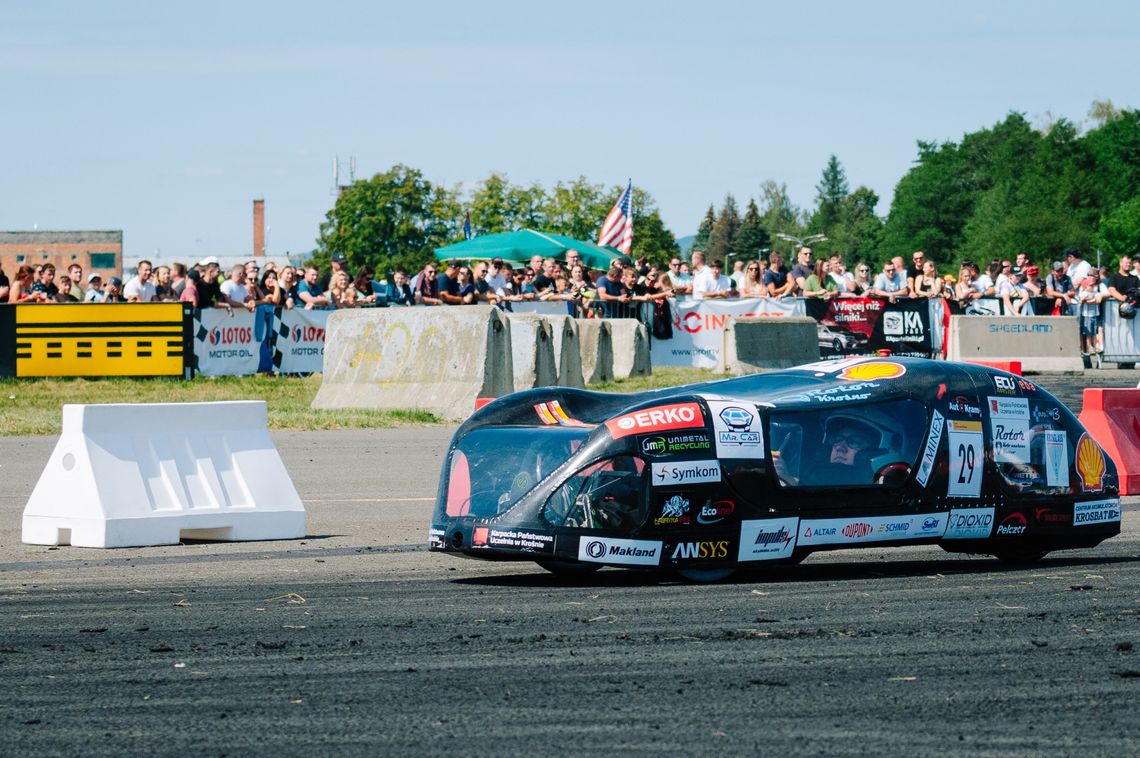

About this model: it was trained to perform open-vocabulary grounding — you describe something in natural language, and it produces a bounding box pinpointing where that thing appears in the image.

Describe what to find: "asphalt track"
[2,370,1140,756]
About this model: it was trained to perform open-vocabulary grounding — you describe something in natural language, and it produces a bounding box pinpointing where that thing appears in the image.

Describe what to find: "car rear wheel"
[675,567,737,583]
[536,559,602,577]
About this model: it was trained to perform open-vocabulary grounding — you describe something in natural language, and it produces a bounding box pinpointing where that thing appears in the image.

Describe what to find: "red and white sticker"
[605,402,704,440]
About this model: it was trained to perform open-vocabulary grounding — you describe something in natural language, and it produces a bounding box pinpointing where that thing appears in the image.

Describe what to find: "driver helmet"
[823,410,901,458]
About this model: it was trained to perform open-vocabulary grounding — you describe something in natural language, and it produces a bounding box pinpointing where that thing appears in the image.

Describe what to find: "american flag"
[463,212,473,240]
[597,181,633,253]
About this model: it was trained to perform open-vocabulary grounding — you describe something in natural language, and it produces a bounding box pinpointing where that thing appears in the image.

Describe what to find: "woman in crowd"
[259,269,284,306]
[801,259,834,299]
[455,265,476,304]
[354,267,378,305]
[180,269,201,307]
[153,265,176,301]
[7,265,35,303]
[850,262,873,296]
[328,270,356,309]
[738,260,766,297]
[953,264,980,305]
[912,259,944,298]
[276,265,299,309]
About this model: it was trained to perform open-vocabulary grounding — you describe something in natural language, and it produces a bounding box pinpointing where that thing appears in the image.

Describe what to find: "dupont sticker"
[1044,431,1068,487]
[651,459,721,487]
[799,514,947,546]
[915,411,944,487]
[947,420,984,498]
[578,536,662,565]
[943,508,995,540]
[605,402,704,440]
[703,398,764,459]
[1073,499,1120,526]
[738,518,799,562]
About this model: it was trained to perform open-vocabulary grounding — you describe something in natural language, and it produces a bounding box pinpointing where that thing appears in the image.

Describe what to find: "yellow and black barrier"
[0,303,193,379]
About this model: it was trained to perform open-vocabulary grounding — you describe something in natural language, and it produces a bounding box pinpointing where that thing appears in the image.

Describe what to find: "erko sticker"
[1073,499,1120,526]
[605,402,703,440]
[915,411,944,487]
[738,518,798,561]
[578,536,662,565]
[651,459,721,487]
[703,398,765,459]
[1075,434,1106,492]
[947,420,984,498]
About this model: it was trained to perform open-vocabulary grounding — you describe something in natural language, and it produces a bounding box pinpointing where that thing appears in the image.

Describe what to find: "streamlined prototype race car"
[429,357,1121,581]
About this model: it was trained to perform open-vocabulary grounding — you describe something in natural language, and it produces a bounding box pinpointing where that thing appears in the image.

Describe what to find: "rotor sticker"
[987,397,1030,463]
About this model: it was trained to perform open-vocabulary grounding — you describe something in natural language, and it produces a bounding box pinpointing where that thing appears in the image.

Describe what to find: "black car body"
[429,357,1120,580]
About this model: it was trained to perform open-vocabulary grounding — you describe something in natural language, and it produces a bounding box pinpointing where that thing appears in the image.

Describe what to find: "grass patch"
[0,367,724,436]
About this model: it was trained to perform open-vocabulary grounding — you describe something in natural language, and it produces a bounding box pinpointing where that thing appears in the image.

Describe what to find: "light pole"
[774,232,828,255]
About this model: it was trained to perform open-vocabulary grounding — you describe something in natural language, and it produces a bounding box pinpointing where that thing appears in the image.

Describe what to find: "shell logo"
[1075,433,1106,492]
[838,362,907,382]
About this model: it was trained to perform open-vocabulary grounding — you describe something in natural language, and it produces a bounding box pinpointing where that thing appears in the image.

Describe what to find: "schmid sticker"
[1044,431,1068,487]
[738,518,799,561]
[943,508,994,540]
[915,411,944,487]
[605,402,703,440]
[1075,434,1106,492]
[947,419,984,498]
[1073,499,1120,526]
[704,398,764,459]
[578,536,662,566]
[651,459,721,487]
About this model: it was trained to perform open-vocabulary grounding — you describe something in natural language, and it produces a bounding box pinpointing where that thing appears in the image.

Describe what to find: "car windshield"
[769,399,926,487]
[441,426,590,519]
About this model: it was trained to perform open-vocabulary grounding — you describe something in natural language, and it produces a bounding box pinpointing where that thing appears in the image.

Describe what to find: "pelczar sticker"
[947,419,984,498]
[1073,499,1120,526]
[703,398,764,459]
[987,396,1030,463]
[1044,431,1068,487]
[915,411,944,487]
[605,402,703,440]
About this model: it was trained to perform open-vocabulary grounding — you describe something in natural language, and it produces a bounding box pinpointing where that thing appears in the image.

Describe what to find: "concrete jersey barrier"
[21,401,305,548]
[313,306,513,421]
[545,315,585,388]
[505,313,557,391]
[946,315,1082,372]
[575,318,614,385]
[608,319,651,380]
[717,316,820,374]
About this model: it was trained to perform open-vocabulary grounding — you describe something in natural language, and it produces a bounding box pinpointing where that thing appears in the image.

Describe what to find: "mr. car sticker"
[702,398,764,459]
[947,419,984,498]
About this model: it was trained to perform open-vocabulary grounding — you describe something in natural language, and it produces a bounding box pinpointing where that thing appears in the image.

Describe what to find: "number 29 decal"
[947,420,984,498]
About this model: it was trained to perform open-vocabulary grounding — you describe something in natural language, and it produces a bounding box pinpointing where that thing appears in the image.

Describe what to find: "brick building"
[0,231,123,279]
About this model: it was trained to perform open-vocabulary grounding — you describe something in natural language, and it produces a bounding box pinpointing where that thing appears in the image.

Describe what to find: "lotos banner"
[273,307,331,374]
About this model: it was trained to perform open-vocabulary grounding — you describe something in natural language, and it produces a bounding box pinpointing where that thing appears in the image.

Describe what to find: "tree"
[733,198,769,262]
[469,172,520,234]
[831,187,883,266]
[811,155,849,233]
[542,177,609,241]
[691,205,716,254]
[314,164,453,276]
[1095,194,1140,261]
[758,180,801,250]
[706,194,740,262]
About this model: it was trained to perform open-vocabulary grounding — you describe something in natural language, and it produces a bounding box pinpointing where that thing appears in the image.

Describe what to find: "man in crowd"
[1107,254,1139,304]
[320,252,348,290]
[695,259,736,299]
[103,276,126,302]
[663,256,692,295]
[872,259,907,302]
[414,261,442,305]
[1044,261,1075,315]
[1013,251,1031,277]
[298,266,331,309]
[385,268,415,306]
[907,251,926,293]
[197,259,223,307]
[1066,247,1091,283]
[790,246,814,293]
[169,262,187,299]
[30,263,59,302]
[220,264,256,311]
[532,257,557,295]
[471,261,499,305]
[729,259,747,290]
[595,259,627,316]
[437,260,465,305]
[484,257,509,299]
[124,259,156,302]
[764,250,795,298]
[66,263,84,301]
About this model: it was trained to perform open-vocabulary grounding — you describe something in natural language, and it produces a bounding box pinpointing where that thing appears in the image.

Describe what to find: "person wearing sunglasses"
[851,263,873,296]
[738,259,766,297]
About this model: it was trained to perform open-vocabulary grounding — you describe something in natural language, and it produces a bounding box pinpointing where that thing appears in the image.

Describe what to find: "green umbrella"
[434,229,624,270]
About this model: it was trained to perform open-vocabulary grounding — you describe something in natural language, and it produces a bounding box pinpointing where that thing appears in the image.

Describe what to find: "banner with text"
[651,297,806,368]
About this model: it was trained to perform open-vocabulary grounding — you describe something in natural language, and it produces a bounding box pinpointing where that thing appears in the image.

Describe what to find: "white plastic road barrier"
[22,401,305,548]
[313,306,514,421]
[505,313,557,391]
[609,319,651,379]
[575,319,614,385]
[717,317,820,374]
[946,315,1083,372]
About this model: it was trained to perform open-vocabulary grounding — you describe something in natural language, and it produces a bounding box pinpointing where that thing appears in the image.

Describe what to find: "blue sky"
[1,1,1136,260]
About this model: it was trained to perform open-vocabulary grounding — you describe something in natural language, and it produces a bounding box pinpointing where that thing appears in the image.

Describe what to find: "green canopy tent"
[434,229,624,270]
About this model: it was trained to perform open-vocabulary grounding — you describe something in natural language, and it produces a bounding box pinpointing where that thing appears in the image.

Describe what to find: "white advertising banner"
[1102,305,1140,362]
[194,308,262,376]
[274,307,331,374]
[651,297,807,368]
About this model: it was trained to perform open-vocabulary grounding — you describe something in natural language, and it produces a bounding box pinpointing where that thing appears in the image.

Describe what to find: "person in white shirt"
[663,256,692,295]
[729,260,747,290]
[1065,247,1092,284]
[698,259,736,299]
[220,264,255,311]
[690,250,720,300]
[123,259,157,302]
[871,260,907,302]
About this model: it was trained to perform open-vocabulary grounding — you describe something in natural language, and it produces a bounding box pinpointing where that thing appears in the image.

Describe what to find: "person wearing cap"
[1022,265,1043,298]
[1044,261,1075,315]
[102,276,126,303]
[997,267,1029,315]
[437,260,464,305]
[319,252,348,290]
[83,272,104,302]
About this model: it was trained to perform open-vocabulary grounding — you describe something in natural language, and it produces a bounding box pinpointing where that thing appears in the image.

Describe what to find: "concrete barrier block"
[946,315,1083,372]
[313,306,513,421]
[717,317,819,374]
[609,319,651,379]
[547,315,585,388]
[575,318,614,385]
[21,401,305,548]
[505,313,557,391]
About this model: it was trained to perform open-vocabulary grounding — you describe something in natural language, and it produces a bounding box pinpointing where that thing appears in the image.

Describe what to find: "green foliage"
[543,176,608,240]
[811,155,849,232]
[707,194,740,263]
[691,205,715,255]
[1095,194,1140,260]
[832,187,884,266]
[758,180,801,246]
[733,198,770,262]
